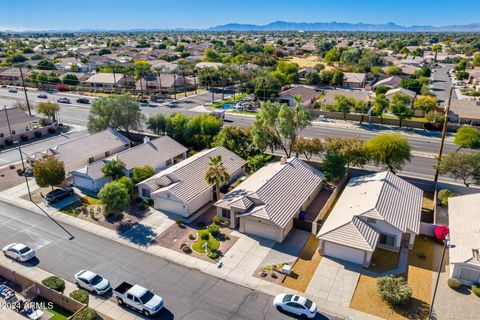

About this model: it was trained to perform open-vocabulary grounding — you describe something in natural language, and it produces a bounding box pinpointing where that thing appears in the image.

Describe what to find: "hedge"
[72,307,97,320]
[42,276,65,293]
[69,289,89,304]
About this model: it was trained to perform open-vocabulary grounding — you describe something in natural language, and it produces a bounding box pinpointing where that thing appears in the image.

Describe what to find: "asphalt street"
[0,201,338,320]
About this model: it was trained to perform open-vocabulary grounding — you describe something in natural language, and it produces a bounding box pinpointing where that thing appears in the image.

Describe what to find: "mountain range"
[208,21,480,32]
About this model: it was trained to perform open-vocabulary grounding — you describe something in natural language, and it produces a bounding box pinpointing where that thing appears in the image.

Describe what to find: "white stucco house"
[137,147,245,218]
[317,171,423,267]
[448,193,480,285]
[71,136,187,193]
[214,157,324,242]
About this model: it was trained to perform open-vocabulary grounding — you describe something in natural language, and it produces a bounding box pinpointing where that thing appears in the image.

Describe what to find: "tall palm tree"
[205,155,230,201]
[153,65,164,94]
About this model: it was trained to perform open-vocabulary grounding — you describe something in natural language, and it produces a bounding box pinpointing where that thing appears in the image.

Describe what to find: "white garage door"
[459,267,480,284]
[72,175,94,191]
[323,241,365,265]
[243,219,277,241]
[155,197,186,216]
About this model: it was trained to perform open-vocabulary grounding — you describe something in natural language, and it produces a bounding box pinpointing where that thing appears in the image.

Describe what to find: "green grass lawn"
[192,229,220,253]
[83,196,100,205]
[59,201,81,217]
[381,114,430,123]
[33,296,73,320]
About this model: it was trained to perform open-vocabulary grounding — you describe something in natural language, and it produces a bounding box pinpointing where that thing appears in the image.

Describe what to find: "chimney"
[473,248,480,261]
[143,136,151,144]
[280,157,288,165]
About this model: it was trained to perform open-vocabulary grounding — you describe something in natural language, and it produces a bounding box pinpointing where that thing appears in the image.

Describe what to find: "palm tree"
[205,155,230,201]
[153,65,164,94]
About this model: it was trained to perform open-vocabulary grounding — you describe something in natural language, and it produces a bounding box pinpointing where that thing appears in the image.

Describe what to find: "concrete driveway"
[260,229,311,266]
[306,257,361,307]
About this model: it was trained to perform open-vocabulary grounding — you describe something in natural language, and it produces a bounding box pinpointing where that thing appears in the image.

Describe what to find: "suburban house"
[342,72,367,88]
[28,128,131,174]
[448,99,480,125]
[85,73,126,89]
[448,193,480,285]
[135,73,185,93]
[317,171,423,267]
[71,136,188,193]
[278,85,320,108]
[372,76,403,89]
[137,147,245,217]
[385,87,417,101]
[214,157,324,242]
[320,89,371,107]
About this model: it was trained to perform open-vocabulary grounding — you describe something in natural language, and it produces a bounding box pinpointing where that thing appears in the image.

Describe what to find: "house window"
[379,234,396,247]
[141,188,151,198]
[222,209,231,219]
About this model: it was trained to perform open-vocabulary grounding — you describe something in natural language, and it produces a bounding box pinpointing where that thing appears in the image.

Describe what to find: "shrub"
[213,216,223,225]
[447,277,462,289]
[16,168,24,176]
[438,189,457,206]
[72,307,97,320]
[472,284,480,297]
[20,134,28,142]
[199,230,210,241]
[42,276,65,293]
[208,224,220,237]
[34,131,42,138]
[144,198,154,206]
[208,252,218,260]
[271,272,278,279]
[175,218,183,226]
[48,127,56,134]
[188,234,195,240]
[69,289,89,304]
[377,275,412,305]
[182,246,191,254]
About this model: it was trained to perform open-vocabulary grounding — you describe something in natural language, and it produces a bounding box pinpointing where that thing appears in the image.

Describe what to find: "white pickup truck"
[113,282,164,316]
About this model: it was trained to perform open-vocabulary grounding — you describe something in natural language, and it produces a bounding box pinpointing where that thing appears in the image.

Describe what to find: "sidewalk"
[0,254,142,320]
[0,188,382,320]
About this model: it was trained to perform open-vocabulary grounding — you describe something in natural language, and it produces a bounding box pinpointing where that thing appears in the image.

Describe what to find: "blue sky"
[2,0,479,31]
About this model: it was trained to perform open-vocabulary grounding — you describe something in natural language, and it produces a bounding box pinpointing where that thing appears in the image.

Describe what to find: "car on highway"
[2,243,36,262]
[76,98,90,104]
[74,270,111,295]
[273,293,317,319]
[57,97,71,104]
[37,94,48,99]
[8,88,18,93]
[113,282,164,316]
[44,187,74,204]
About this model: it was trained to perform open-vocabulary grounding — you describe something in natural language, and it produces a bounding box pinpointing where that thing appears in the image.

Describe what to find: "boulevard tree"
[365,133,411,173]
[33,156,65,190]
[438,152,480,187]
[453,127,480,151]
[36,102,60,122]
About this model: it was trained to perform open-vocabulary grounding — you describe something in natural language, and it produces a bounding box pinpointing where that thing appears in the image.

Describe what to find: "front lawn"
[192,229,220,253]
[33,296,73,320]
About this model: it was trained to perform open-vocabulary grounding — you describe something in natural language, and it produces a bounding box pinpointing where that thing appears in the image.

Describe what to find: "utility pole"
[433,86,453,184]
[428,235,450,319]
[18,65,32,116]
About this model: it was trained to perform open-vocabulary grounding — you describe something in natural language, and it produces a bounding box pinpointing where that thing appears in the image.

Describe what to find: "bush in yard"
[182,246,191,254]
[188,234,195,240]
[69,289,89,304]
[447,277,462,289]
[437,189,457,206]
[208,224,220,237]
[144,198,154,206]
[199,230,210,241]
[208,252,218,260]
[377,275,412,305]
[98,181,130,217]
[72,307,97,320]
[472,284,480,297]
[42,276,65,293]
[175,219,183,226]
[213,215,223,226]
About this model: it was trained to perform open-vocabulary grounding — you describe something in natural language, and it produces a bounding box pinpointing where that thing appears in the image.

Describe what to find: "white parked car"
[2,243,36,262]
[273,293,317,319]
[74,270,111,295]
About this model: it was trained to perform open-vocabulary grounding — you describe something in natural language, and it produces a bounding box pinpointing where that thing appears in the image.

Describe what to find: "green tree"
[353,100,370,124]
[252,98,311,157]
[373,94,389,121]
[293,137,323,161]
[453,127,480,151]
[203,48,221,62]
[322,152,347,183]
[147,114,167,135]
[87,94,145,134]
[213,126,257,159]
[306,71,320,85]
[414,95,437,116]
[386,66,402,75]
[473,53,480,67]
[246,154,273,172]
[101,159,126,180]
[98,181,130,217]
[33,156,65,190]
[389,93,413,127]
[331,71,344,86]
[36,102,60,122]
[324,137,367,168]
[332,94,355,121]
[132,166,155,184]
[438,152,480,187]
[117,176,134,194]
[319,70,334,84]
[62,74,79,85]
[184,113,223,150]
[134,60,152,95]
[36,59,56,70]
[365,133,411,173]
[165,113,189,143]
[416,66,431,77]
[205,155,230,200]
[399,79,422,93]
[98,48,112,56]
[324,49,340,64]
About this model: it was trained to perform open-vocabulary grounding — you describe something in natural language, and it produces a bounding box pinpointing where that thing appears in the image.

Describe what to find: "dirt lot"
[0,163,28,192]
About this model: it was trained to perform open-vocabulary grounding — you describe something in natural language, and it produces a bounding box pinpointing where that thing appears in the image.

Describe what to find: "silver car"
[74,270,111,295]
[2,243,36,262]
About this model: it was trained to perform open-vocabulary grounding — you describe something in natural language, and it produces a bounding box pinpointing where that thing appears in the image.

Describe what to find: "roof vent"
[143,136,151,143]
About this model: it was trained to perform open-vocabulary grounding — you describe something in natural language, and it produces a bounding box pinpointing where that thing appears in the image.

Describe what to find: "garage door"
[155,197,186,216]
[323,241,365,265]
[459,267,480,284]
[72,175,94,191]
[243,219,277,241]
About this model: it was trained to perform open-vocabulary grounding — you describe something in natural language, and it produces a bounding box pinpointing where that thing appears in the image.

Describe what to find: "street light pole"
[428,234,450,319]
[433,86,453,184]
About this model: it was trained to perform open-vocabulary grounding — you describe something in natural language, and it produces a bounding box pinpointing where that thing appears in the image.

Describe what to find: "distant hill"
[208,21,480,32]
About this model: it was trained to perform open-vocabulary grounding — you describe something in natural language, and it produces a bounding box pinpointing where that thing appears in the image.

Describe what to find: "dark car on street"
[37,94,48,99]
[44,188,74,204]
[76,98,90,104]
